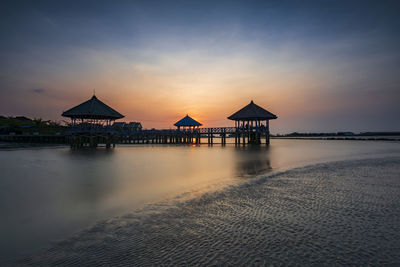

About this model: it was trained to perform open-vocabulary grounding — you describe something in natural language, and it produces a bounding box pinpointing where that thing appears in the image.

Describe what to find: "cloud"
[32,88,45,93]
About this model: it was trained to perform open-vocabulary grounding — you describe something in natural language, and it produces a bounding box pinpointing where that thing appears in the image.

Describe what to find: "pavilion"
[228,100,277,144]
[174,115,202,131]
[62,95,124,128]
[62,95,124,148]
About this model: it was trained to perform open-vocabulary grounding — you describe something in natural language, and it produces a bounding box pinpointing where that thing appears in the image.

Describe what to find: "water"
[22,157,400,266]
[0,139,399,264]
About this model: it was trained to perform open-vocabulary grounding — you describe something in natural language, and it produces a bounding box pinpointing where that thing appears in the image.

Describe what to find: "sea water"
[0,139,399,264]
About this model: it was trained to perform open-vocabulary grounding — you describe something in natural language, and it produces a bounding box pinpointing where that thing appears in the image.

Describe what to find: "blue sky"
[1,0,399,132]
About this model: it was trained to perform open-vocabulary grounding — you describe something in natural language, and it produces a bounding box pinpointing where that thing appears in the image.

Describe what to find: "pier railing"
[111,126,270,146]
[65,125,267,135]
[0,126,271,147]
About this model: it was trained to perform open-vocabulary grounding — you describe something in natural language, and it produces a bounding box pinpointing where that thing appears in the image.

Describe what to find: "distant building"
[15,116,32,121]
[112,122,142,132]
[127,122,142,131]
[337,132,355,136]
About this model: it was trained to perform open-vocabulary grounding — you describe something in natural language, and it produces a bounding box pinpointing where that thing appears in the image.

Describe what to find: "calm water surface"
[0,139,399,262]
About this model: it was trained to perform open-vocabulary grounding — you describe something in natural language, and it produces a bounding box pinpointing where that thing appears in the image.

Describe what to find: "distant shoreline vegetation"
[272,132,400,137]
[0,116,66,135]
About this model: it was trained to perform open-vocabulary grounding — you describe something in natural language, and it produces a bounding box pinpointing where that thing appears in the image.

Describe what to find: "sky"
[0,0,399,133]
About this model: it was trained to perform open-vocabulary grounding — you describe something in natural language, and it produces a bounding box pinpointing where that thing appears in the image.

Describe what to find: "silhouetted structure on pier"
[118,100,278,146]
[174,115,202,131]
[62,95,124,148]
[228,100,277,145]
[113,122,142,132]
[58,96,277,148]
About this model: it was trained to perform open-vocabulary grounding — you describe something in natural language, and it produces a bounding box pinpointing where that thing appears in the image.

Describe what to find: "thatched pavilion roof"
[228,100,277,121]
[174,115,202,127]
[62,95,124,120]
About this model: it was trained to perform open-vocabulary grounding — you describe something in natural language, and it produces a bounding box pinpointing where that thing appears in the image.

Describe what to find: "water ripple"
[17,157,400,266]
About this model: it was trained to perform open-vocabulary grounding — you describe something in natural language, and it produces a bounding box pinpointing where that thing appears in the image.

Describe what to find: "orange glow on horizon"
[16,45,364,133]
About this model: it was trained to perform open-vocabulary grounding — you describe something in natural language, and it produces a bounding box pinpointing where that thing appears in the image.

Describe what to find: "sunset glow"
[1,1,399,133]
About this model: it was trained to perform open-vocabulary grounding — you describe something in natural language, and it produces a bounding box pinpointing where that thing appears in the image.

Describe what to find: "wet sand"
[17,157,400,266]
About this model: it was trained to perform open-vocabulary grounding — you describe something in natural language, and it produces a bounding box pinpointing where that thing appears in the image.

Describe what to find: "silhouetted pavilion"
[228,100,277,144]
[62,95,124,148]
[62,95,124,126]
[174,115,202,131]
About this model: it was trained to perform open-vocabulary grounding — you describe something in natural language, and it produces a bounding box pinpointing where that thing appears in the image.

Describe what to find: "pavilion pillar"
[247,120,250,144]
[239,121,241,144]
[242,120,246,145]
[222,128,226,145]
[106,133,111,148]
[234,121,237,145]
[266,120,270,145]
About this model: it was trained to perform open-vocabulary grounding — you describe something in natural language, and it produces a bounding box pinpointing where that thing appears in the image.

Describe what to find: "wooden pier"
[68,132,116,149]
[0,97,279,148]
[0,127,271,147]
[113,126,271,145]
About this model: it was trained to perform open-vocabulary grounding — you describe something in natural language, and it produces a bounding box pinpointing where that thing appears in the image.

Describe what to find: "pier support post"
[106,133,111,148]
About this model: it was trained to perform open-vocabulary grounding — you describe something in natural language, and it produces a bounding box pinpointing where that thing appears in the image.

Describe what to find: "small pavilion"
[228,100,277,144]
[174,114,202,131]
[62,95,124,128]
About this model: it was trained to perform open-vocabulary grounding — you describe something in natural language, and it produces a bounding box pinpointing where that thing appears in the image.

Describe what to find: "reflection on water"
[67,149,116,204]
[23,158,400,266]
[0,139,400,263]
[234,146,271,177]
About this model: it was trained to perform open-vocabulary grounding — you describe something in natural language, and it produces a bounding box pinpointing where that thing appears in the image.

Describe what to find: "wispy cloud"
[32,88,45,93]
[0,1,399,132]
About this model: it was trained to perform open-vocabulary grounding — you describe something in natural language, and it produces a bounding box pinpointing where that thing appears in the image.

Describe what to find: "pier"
[59,97,277,148]
[0,97,278,148]
[115,126,271,145]
[0,126,271,146]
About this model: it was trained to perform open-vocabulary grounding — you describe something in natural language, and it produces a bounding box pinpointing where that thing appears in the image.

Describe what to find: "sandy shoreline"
[13,157,400,266]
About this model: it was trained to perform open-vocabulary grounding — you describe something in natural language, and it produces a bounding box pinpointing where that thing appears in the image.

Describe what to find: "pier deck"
[0,127,271,147]
[115,127,270,145]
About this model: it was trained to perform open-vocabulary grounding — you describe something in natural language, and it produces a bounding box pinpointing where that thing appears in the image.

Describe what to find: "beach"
[17,157,400,266]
